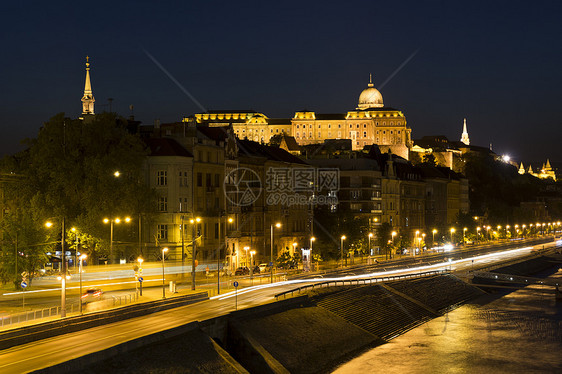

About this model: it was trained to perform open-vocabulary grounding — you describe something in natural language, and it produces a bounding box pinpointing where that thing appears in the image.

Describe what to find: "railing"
[0,292,138,329]
[274,270,449,300]
[1,303,76,328]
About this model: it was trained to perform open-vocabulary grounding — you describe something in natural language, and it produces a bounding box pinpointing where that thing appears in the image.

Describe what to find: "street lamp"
[103,216,131,264]
[463,227,467,244]
[368,233,373,256]
[270,222,281,283]
[250,250,256,279]
[161,247,168,299]
[432,229,437,246]
[46,219,67,317]
[450,228,456,243]
[310,236,315,270]
[71,227,79,270]
[78,254,87,314]
[189,217,201,291]
[340,235,346,268]
[244,246,250,267]
[477,227,481,241]
[292,242,297,254]
[421,233,426,252]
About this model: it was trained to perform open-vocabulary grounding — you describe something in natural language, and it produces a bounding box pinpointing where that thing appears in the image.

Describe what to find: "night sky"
[1,1,561,163]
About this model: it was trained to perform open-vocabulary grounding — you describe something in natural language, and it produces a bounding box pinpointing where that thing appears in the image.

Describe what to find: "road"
[0,240,557,373]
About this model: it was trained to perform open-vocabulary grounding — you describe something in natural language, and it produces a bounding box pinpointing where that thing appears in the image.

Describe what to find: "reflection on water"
[333,269,562,373]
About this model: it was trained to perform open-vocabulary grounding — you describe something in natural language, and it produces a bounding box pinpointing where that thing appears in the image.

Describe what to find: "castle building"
[291,76,412,158]
[186,76,413,159]
[519,159,556,181]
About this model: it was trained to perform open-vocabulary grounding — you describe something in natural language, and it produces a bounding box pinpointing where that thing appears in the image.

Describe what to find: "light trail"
[212,246,534,301]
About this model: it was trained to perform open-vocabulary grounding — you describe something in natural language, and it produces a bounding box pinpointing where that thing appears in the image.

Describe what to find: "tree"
[422,153,437,167]
[268,133,284,147]
[0,112,157,281]
[376,223,393,258]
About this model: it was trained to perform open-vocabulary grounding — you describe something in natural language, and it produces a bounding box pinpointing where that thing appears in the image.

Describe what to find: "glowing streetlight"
[78,254,87,314]
[463,227,467,244]
[189,217,202,290]
[104,216,132,264]
[450,227,456,243]
[432,229,437,245]
[368,233,373,256]
[340,235,346,268]
[161,247,168,299]
[310,236,316,270]
[46,219,67,317]
[270,222,281,283]
[113,171,120,178]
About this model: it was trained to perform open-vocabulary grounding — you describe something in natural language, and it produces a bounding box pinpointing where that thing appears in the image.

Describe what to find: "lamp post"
[250,250,256,281]
[244,246,250,268]
[190,217,201,291]
[46,219,67,318]
[78,254,87,314]
[414,230,420,257]
[450,228,455,243]
[422,233,426,252]
[486,226,491,240]
[368,233,373,257]
[432,229,437,247]
[71,227,79,270]
[310,236,315,270]
[270,222,281,283]
[463,228,467,244]
[477,227,481,242]
[103,217,131,264]
[391,231,397,259]
[340,235,346,268]
[161,247,168,299]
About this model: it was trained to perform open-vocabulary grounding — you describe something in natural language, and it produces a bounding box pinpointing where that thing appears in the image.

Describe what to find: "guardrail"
[0,304,73,328]
[0,292,139,329]
[274,270,449,300]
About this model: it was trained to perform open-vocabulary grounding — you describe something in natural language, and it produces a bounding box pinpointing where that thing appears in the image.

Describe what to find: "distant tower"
[518,162,525,175]
[460,118,470,145]
[81,56,95,115]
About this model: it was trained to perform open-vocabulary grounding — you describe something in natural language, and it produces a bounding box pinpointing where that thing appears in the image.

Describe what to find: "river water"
[333,268,562,373]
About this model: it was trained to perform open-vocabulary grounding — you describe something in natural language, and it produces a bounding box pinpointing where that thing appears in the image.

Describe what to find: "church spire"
[460,118,470,145]
[81,56,95,115]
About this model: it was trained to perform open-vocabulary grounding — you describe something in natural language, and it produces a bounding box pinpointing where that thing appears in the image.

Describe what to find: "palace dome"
[357,76,383,110]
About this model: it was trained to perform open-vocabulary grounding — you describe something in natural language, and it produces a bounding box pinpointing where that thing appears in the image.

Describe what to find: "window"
[296,132,300,138]
[296,125,300,129]
[179,171,188,187]
[363,131,367,137]
[328,124,331,128]
[197,172,202,187]
[179,197,188,211]
[318,125,321,128]
[157,224,168,240]
[159,197,168,212]
[356,124,359,128]
[214,174,220,187]
[215,223,219,239]
[363,124,367,128]
[157,171,167,186]
[309,132,312,137]
[206,173,211,187]
[338,124,341,128]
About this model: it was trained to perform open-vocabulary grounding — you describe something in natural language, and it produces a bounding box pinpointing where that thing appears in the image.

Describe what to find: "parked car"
[81,288,103,304]
[234,267,249,276]
[253,265,261,274]
[258,263,269,273]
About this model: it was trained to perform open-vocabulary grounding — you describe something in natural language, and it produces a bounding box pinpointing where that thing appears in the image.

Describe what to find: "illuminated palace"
[188,76,413,159]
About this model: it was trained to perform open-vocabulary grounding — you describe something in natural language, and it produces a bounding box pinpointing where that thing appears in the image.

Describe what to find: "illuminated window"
[363,131,367,137]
